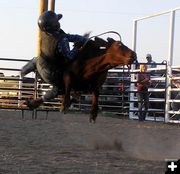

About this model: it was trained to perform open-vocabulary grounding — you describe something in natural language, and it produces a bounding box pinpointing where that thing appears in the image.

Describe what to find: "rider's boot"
[25,97,43,109]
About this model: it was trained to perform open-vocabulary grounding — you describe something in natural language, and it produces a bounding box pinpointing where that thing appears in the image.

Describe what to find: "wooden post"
[35,0,49,115]
[49,0,55,12]
[37,0,48,57]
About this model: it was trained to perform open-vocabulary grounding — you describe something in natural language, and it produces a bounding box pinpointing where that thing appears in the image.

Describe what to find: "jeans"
[137,91,149,121]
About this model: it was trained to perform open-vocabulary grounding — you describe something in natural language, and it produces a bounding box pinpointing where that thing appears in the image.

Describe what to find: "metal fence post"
[129,20,137,119]
[165,10,175,123]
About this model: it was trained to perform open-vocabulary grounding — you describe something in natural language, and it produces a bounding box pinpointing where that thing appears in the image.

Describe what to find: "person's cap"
[146,54,152,58]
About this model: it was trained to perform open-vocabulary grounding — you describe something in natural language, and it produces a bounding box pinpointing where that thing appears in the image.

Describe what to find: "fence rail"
[0,57,179,123]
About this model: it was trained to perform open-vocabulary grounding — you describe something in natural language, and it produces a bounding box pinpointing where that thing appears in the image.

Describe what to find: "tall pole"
[129,20,137,119]
[34,0,49,116]
[37,0,48,57]
[165,10,175,123]
[49,0,55,12]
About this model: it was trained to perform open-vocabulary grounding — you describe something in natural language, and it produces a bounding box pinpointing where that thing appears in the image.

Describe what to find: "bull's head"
[106,37,137,66]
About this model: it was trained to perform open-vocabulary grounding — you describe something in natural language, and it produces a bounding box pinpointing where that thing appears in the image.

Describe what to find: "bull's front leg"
[90,90,99,123]
[61,73,71,113]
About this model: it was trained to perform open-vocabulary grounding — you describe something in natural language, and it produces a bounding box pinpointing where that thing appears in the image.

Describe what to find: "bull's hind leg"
[61,73,71,113]
[90,90,99,123]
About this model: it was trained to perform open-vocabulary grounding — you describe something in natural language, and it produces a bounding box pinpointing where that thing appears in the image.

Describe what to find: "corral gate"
[130,7,180,123]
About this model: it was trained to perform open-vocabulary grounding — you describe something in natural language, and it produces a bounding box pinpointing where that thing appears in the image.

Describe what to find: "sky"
[0,0,180,75]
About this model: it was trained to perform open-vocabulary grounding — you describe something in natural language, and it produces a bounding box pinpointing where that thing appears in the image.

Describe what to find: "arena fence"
[0,57,62,119]
[167,66,180,123]
[0,57,179,123]
[131,7,180,123]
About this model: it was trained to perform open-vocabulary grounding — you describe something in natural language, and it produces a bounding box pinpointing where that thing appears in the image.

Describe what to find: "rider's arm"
[58,37,78,60]
[66,33,87,43]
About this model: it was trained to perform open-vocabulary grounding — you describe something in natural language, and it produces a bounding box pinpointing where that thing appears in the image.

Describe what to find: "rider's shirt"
[58,34,87,60]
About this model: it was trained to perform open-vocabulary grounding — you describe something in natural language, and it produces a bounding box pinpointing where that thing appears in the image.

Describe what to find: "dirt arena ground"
[0,110,179,174]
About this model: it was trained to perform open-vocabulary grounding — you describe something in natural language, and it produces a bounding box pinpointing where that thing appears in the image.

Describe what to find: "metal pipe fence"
[132,7,180,123]
[0,57,179,123]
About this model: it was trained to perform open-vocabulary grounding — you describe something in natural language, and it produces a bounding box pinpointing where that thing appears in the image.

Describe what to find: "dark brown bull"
[61,37,137,122]
[23,35,137,122]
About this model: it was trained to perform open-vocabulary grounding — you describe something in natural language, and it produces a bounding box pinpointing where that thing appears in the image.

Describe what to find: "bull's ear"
[107,37,115,44]
[94,37,108,47]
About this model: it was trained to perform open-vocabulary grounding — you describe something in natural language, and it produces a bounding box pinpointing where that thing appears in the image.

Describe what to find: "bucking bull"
[21,32,137,122]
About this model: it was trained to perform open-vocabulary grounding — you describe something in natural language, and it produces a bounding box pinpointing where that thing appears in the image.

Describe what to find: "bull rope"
[89,30,122,41]
[81,31,122,50]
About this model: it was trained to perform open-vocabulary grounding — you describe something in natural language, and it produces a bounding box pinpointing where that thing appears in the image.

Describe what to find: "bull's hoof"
[89,117,96,123]
[60,107,67,114]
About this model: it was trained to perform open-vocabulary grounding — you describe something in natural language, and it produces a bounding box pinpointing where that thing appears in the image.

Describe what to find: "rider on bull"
[22,11,87,76]
[21,11,88,108]
[39,10,87,61]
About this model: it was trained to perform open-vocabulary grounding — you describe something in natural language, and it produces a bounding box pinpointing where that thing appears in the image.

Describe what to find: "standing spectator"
[137,64,151,121]
[146,53,157,69]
